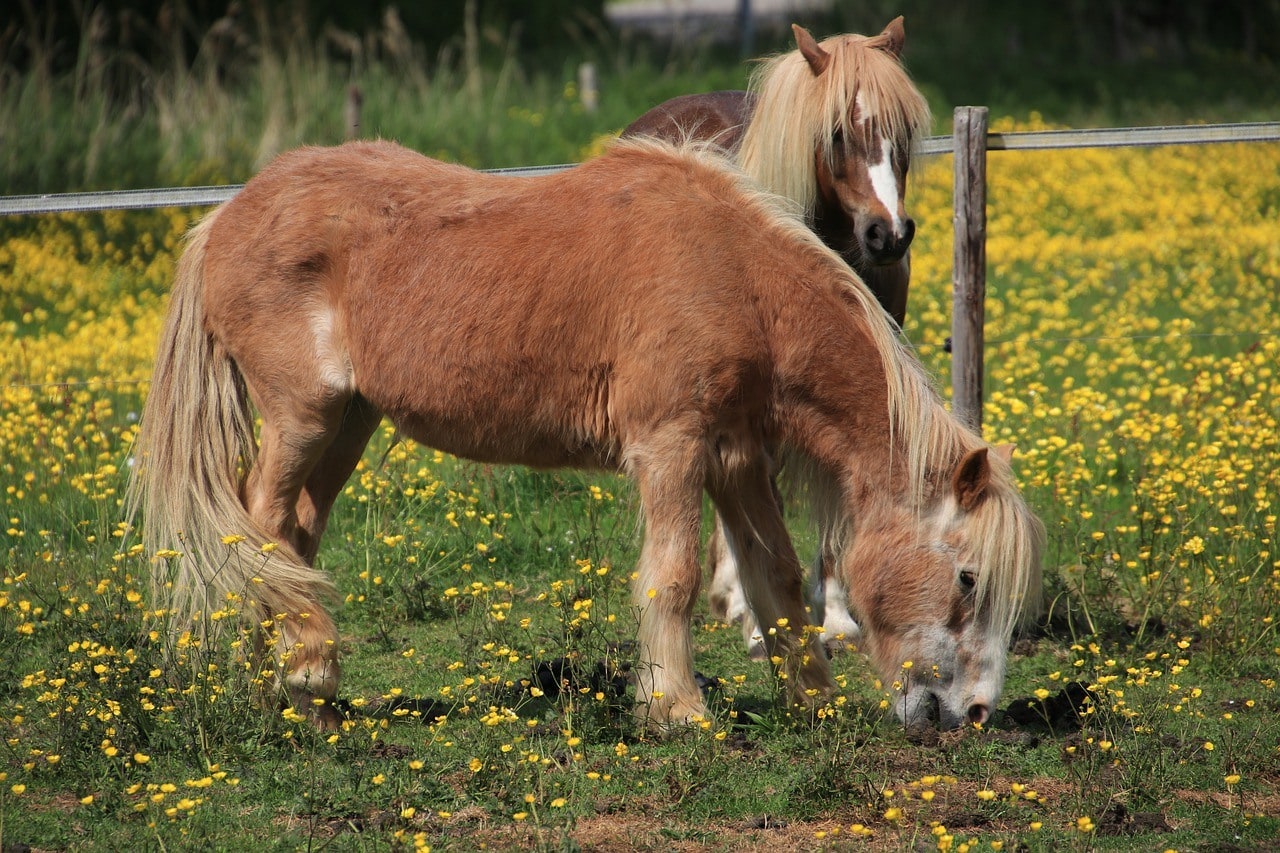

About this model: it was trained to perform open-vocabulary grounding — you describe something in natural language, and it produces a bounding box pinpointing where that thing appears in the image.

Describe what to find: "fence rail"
[3,122,1278,217]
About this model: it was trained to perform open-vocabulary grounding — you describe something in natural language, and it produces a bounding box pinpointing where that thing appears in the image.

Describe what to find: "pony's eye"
[958,570,977,591]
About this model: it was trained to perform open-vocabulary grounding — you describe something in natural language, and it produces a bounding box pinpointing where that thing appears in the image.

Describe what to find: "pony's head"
[740,18,931,269]
[841,444,1044,729]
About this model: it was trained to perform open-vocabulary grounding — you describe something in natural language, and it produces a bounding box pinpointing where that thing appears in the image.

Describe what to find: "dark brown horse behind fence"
[128,138,1041,731]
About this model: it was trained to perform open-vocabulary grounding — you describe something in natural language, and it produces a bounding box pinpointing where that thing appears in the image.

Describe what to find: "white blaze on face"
[855,92,905,237]
[963,625,1010,718]
[867,137,903,236]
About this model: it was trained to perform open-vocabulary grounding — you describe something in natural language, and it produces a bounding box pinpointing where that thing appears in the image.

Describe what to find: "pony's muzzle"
[905,687,992,730]
[862,216,914,264]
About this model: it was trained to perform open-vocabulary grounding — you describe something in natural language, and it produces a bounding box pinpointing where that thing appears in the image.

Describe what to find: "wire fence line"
[2,122,1279,217]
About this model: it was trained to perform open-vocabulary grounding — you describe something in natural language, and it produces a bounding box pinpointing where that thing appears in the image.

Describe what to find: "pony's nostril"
[900,217,916,248]
[863,221,888,253]
[966,703,990,726]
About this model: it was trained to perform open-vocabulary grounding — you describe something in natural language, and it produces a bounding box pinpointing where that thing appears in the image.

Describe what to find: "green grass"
[4,414,1278,851]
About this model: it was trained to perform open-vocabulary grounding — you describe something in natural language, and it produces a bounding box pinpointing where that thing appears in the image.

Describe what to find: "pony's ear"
[878,16,906,58]
[992,443,1016,465]
[792,24,831,76]
[952,447,992,512]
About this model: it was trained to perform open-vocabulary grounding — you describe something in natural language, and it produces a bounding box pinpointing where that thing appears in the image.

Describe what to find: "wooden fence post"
[577,62,598,113]
[951,106,989,434]
[345,85,363,140]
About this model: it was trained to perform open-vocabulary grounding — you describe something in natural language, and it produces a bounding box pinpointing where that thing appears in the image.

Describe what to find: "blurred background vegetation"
[1,0,1278,194]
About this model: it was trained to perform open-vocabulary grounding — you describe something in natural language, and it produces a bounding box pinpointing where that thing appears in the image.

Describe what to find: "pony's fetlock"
[633,690,711,735]
[276,612,342,728]
[283,656,342,728]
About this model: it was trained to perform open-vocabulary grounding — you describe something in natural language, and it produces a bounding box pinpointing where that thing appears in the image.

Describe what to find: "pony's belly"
[388,410,618,472]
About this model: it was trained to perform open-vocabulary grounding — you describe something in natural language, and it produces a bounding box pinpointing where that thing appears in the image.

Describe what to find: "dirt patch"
[1176,788,1280,817]
[1096,802,1173,836]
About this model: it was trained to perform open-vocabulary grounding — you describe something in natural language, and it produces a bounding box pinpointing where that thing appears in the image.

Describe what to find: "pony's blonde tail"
[127,210,338,701]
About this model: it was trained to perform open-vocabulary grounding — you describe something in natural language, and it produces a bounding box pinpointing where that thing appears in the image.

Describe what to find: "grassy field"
[3,14,1280,853]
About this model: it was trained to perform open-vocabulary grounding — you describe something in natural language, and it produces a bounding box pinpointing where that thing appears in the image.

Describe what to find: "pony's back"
[201,139,875,469]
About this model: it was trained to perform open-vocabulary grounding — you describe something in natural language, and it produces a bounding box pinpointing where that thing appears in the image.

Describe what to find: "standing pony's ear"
[878,16,906,58]
[952,447,992,512]
[792,24,831,76]
[992,443,1016,465]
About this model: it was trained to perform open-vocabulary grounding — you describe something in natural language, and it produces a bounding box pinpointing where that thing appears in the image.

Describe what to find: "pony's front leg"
[629,442,708,731]
[712,460,834,711]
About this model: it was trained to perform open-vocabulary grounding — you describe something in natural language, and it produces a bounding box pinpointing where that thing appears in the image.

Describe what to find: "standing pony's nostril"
[863,220,889,255]
[967,702,990,726]
[899,217,916,249]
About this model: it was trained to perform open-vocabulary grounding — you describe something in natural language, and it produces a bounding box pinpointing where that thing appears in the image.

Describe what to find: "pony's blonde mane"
[737,30,932,219]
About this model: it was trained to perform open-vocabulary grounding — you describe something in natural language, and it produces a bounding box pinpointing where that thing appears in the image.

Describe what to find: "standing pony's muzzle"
[860,214,915,265]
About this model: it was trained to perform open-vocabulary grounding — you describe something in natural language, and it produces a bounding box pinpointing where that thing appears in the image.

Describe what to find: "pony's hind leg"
[242,397,354,725]
[706,516,768,661]
[628,432,709,730]
[709,453,834,710]
[294,396,383,564]
[813,545,861,655]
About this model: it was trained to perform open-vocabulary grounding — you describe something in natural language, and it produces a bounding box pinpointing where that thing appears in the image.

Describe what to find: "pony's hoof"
[747,640,768,662]
[822,636,858,658]
[302,699,347,730]
[634,696,712,736]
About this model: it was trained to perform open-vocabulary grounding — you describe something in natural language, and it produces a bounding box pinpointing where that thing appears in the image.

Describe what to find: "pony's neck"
[771,281,909,502]
[767,254,969,523]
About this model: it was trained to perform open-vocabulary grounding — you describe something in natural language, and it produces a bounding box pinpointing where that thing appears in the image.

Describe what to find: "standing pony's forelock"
[737,30,932,221]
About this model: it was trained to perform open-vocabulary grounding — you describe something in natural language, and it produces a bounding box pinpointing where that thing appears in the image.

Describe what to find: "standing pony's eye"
[827,129,849,178]
[958,569,978,591]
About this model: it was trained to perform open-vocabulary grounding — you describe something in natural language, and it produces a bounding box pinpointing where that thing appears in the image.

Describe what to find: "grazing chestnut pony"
[128,137,1041,731]
[623,19,931,658]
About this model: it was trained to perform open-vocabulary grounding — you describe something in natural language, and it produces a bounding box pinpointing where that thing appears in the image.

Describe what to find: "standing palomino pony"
[623,18,931,658]
[622,18,926,325]
[129,137,1041,731]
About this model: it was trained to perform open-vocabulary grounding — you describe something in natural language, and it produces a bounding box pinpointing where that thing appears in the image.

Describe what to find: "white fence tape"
[2,122,1278,217]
